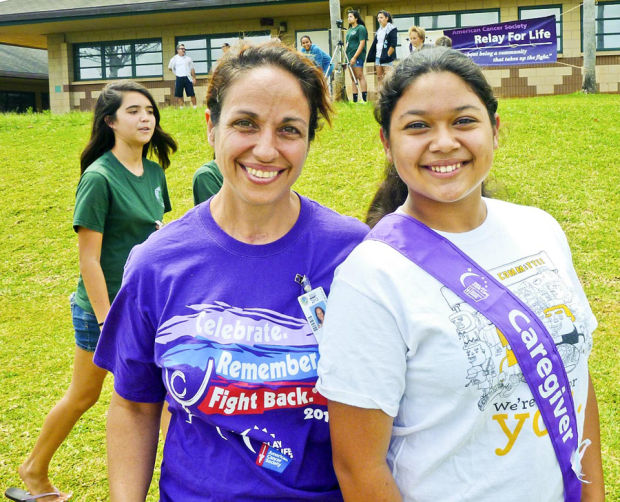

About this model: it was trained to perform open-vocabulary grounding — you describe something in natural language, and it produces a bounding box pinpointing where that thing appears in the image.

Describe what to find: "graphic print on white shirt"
[443,251,592,412]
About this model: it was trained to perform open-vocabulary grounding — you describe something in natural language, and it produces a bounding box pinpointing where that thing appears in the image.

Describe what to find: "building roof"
[0,1,182,18]
[0,44,47,79]
[0,0,283,19]
[0,0,323,48]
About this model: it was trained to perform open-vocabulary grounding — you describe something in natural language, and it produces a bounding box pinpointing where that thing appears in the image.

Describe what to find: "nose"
[429,125,460,153]
[253,128,278,162]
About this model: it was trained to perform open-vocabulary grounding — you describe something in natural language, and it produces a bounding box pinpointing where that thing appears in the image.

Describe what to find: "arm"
[366,37,376,63]
[107,391,163,502]
[320,49,331,73]
[352,38,366,63]
[191,66,197,84]
[581,373,605,501]
[387,30,397,57]
[328,401,402,502]
[78,227,110,323]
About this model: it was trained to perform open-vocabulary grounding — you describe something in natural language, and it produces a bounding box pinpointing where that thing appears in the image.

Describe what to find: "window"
[74,39,162,81]
[0,91,36,112]
[176,31,271,74]
[594,1,620,50]
[393,9,500,60]
[519,5,562,53]
[295,30,332,55]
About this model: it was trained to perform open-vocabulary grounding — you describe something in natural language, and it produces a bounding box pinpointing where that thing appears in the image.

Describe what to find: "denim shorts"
[351,60,364,68]
[375,58,393,67]
[70,293,101,352]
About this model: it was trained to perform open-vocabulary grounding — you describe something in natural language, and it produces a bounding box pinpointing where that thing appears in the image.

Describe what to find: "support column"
[47,34,71,113]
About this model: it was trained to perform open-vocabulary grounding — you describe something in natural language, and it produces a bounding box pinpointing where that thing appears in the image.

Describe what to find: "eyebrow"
[399,104,481,119]
[125,104,154,110]
[234,110,308,126]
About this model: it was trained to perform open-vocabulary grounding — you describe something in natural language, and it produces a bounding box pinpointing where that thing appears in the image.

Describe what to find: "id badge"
[297,286,328,336]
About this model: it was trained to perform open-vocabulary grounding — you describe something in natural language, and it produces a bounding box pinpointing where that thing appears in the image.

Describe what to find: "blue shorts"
[174,76,195,98]
[70,293,101,352]
[351,59,364,68]
[375,58,393,67]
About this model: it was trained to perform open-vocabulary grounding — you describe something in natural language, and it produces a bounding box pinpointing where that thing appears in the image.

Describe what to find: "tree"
[329,0,347,101]
[80,42,161,78]
[581,0,597,93]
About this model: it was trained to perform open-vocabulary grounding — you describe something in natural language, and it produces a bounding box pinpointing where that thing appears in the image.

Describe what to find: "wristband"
[98,321,104,327]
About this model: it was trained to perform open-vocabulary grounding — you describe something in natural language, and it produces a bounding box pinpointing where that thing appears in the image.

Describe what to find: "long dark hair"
[80,81,177,174]
[207,41,332,142]
[347,9,365,28]
[366,48,498,227]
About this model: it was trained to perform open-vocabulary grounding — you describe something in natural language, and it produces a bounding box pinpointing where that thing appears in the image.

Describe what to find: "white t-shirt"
[317,198,595,502]
[375,24,389,58]
[168,54,194,77]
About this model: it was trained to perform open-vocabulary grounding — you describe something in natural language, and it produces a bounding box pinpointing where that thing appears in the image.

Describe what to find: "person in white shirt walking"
[168,44,197,108]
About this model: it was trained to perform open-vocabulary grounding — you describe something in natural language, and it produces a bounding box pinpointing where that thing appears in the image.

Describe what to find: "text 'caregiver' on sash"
[367,211,585,502]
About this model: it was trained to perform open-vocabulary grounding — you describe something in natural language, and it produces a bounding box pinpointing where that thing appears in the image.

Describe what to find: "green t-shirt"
[192,159,223,206]
[346,24,368,62]
[73,150,171,313]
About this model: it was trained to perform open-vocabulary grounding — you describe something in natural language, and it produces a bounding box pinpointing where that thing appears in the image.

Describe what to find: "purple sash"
[367,212,581,502]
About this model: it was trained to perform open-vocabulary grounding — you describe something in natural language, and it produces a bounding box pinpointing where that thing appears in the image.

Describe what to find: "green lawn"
[0,94,618,500]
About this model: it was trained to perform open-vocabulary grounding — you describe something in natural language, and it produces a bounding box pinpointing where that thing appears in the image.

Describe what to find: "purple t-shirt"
[94,195,368,501]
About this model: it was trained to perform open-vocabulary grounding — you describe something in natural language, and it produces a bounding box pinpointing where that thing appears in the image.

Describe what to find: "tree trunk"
[329,0,347,101]
[582,0,597,93]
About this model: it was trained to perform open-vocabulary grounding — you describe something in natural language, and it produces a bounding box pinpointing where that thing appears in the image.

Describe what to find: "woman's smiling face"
[207,65,311,209]
[382,71,499,212]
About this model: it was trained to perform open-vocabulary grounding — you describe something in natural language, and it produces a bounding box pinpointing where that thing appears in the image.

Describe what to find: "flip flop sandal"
[5,487,61,501]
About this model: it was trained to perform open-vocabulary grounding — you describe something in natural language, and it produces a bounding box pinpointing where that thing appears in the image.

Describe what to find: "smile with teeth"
[428,162,462,173]
[245,166,280,179]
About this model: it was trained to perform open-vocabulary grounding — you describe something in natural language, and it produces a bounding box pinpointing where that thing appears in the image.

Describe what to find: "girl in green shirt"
[9,82,176,502]
[346,10,369,103]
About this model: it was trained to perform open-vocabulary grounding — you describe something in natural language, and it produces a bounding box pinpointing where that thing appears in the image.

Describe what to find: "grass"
[0,94,618,500]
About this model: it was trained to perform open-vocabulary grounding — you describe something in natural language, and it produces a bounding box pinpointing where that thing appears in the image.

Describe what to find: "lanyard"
[367,212,582,502]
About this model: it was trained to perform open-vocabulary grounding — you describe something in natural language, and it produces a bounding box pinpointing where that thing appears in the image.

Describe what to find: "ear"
[379,127,393,164]
[205,108,216,147]
[104,115,115,130]
[492,113,500,150]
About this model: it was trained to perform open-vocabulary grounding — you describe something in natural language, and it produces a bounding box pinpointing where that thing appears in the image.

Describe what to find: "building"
[0,0,617,113]
[0,44,49,112]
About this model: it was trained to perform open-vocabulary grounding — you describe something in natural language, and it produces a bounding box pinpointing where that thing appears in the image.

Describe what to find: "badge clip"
[294,274,312,293]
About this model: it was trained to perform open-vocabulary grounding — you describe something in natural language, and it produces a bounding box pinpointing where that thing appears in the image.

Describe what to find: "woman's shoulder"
[485,197,565,242]
[302,196,369,238]
[486,197,559,226]
[82,150,114,173]
[143,157,165,173]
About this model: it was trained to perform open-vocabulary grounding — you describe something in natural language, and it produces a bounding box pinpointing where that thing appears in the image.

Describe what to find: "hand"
[192,78,197,85]
[350,58,356,66]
